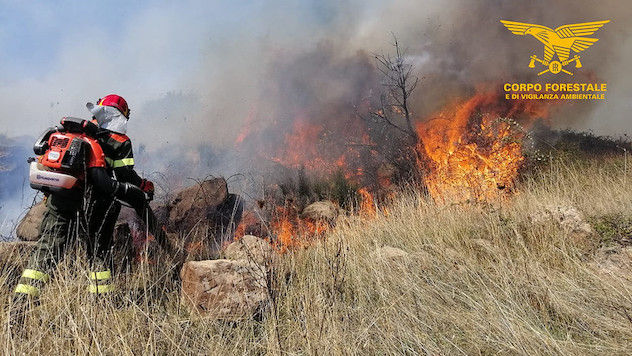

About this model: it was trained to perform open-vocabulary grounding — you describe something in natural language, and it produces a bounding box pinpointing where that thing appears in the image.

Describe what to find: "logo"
[36,174,59,182]
[500,20,609,76]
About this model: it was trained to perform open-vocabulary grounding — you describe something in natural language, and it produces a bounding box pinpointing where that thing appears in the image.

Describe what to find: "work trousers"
[14,192,120,297]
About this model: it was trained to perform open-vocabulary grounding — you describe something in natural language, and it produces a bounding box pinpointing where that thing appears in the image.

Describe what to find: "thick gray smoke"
[1,0,630,237]
[213,0,632,189]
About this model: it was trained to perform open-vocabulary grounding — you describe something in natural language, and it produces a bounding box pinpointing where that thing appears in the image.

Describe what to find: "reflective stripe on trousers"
[88,269,114,294]
[14,269,51,297]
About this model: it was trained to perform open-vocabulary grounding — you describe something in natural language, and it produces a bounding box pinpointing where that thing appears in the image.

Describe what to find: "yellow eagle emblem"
[500,20,610,75]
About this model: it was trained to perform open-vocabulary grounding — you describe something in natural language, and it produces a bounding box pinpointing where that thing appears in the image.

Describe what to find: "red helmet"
[97,94,130,118]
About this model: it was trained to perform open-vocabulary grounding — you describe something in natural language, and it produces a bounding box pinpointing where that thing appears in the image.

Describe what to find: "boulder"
[300,201,339,222]
[530,205,595,238]
[168,178,229,232]
[150,202,170,226]
[16,200,47,241]
[224,235,274,265]
[112,178,242,262]
[162,179,243,258]
[371,246,409,261]
[591,246,632,277]
[180,259,267,319]
[470,238,498,255]
[211,193,244,241]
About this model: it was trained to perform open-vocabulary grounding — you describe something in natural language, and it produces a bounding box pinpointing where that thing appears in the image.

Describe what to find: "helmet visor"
[86,102,129,134]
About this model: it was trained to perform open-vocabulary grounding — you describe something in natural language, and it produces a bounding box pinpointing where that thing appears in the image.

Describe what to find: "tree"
[358,36,427,186]
[372,36,420,146]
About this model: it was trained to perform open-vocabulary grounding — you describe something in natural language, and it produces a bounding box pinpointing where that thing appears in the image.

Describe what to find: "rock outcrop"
[111,178,243,263]
[167,178,229,232]
[223,235,275,265]
[162,179,243,255]
[16,200,46,241]
[371,246,409,261]
[591,246,632,277]
[180,259,267,320]
[530,205,595,238]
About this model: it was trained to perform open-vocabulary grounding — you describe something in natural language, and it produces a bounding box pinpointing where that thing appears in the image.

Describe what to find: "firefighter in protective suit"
[86,94,170,272]
[12,95,168,309]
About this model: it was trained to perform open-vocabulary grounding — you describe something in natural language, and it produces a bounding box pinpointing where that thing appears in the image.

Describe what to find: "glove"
[140,179,155,201]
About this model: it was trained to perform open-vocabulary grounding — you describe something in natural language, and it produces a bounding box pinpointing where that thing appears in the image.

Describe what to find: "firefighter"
[12,120,149,319]
[86,94,170,266]
[12,95,168,317]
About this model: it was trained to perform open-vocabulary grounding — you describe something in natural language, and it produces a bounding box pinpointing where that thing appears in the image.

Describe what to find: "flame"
[260,188,379,252]
[416,92,552,201]
[234,203,330,253]
[269,206,329,253]
[234,211,262,239]
[272,119,326,170]
[358,187,377,217]
[263,113,376,183]
[234,107,257,146]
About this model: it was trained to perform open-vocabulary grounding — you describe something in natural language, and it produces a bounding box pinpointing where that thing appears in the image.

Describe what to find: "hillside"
[1,155,631,354]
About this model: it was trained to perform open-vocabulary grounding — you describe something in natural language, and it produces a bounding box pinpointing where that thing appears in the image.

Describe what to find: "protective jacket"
[96,130,143,186]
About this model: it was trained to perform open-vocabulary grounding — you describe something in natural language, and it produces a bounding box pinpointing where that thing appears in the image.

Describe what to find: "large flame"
[417,92,552,201]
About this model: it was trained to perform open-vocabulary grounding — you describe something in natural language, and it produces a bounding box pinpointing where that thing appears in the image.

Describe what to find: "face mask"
[86,102,129,134]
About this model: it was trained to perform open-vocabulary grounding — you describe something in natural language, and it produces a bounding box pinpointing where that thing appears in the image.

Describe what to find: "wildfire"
[233,90,555,251]
[234,201,332,253]
[271,119,329,171]
[417,92,552,201]
[261,113,376,183]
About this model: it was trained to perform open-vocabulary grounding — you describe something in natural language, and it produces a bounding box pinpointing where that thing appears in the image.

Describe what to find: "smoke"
[0,1,630,236]
[219,0,632,183]
[1,1,630,143]
[0,135,36,239]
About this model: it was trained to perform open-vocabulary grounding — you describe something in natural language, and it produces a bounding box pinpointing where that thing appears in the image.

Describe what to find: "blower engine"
[29,117,101,194]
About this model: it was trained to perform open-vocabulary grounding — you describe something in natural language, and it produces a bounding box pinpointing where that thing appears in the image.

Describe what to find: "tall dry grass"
[1,156,632,355]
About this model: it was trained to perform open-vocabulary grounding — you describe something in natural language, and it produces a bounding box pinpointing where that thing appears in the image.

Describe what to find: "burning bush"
[416,92,552,201]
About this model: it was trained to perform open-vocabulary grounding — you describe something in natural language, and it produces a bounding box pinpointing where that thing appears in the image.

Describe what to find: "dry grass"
[2,156,632,355]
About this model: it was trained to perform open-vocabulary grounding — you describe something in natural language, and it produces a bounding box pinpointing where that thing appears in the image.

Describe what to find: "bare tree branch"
[371,36,421,145]
[354,35,428,186]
